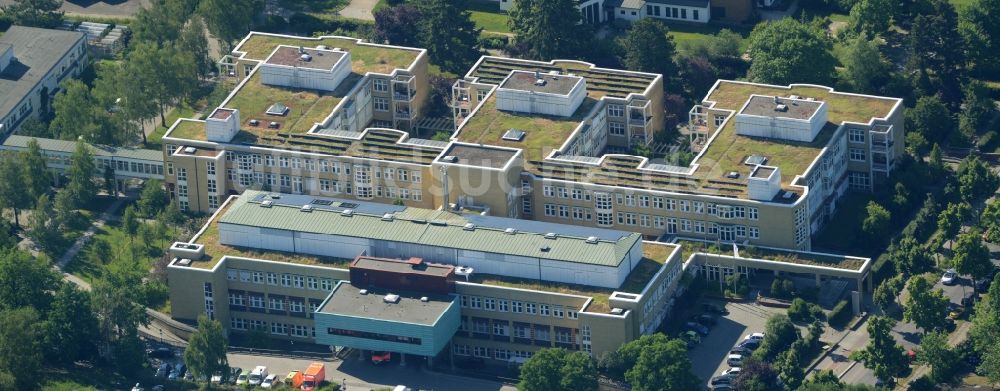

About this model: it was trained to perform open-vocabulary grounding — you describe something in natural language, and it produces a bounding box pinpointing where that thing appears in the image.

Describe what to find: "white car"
[720,367,741,377]
[130,384,144,391]
[261,374,279,388]
[941,270,957,285]
[744,332,765,341]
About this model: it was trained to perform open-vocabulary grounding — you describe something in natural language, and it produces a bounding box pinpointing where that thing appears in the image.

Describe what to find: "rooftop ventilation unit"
[441,155,458,163]
[176,258,192,267]
[359,289,368,295]
[540,245,551,252]
[463,223,476,231]
[299,53,312,62]
[726,171,740,179]
[455,266,474,281]
[805,97,816,101]
[782,191,795,199]
[504,228,518,235]
[383,294,400,304]
[586,236,599,244]
[610,308,624,315]
[745,155,768,166]
[340,209,354,217]
[534,78,546,86]
[502,129,526,141]
[301,204,313,212]
[420,297,429,302]
[183,146,196,154]
[316,45,329,50]
[789,95,800,100]
[775,104,788,112]
[260,200,273,208]
[381,213,395,221]
[429,220,448,226]
[544,233,557,240]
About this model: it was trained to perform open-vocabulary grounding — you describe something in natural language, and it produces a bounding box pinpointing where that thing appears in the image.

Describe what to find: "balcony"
[393,89,416,102]
[394,109,414,120]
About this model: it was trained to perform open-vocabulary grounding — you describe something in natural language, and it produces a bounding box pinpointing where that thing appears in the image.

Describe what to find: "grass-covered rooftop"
[235,33,422,75]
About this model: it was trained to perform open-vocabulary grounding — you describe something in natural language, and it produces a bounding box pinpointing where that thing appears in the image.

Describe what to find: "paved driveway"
[0,0,151,17]
[687,299,784,385]
[338,0,378,20]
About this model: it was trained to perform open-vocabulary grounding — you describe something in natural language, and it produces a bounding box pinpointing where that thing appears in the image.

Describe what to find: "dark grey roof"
[0,26,86,121]
[500,70,582,95]
[644,0,710,7]
[319,282,455,326]
[739,95,823,120]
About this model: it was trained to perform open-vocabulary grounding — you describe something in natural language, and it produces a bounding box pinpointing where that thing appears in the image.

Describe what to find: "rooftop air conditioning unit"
[382,213,395,221]
[299,53,312,62]
[504,228,518,235]
[775,104,788,112]
[789,95,800,100]
[176,258,193,266]
[463,223,476,231]
[540,245,551,252]
[610,308,624,315]
[544,233,557,239]
[359,289,368,295]
[260,200,273,208]
[420,297,429,302]
[301,204,313,212]
[341,209,354,217]
[183,146,196,154]
[586,236,599,244]
[441,155,458,163]
[534,78,546,86]
[383,294,400,304]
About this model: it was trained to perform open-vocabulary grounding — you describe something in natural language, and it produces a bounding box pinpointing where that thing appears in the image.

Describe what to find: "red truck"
[301,363,325,390]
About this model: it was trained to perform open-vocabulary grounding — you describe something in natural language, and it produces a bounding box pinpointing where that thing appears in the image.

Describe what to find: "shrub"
[478,34,509,50]
[978,131,998,150]
[828,300,853,328]
[788,298,811,321]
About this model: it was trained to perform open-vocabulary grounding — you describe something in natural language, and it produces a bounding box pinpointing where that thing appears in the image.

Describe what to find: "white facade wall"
[295,231,370,259]
[206,109,240,143]
[219,223,295,253]
[495,79,587,117]
[735,103,828,142]
[260,51,352,92]
[747,166,782,201]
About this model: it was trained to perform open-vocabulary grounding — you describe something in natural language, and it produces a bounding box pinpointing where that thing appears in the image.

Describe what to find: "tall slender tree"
[413,0,482,74]
[0,154,30,227]
[66,139,97,209]
[21,139,51,204]
[508,0,590,60]
[184,314,229,381]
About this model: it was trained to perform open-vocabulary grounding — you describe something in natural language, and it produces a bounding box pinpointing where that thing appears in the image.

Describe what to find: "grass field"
[663,22,751,52]
[468,0,511,33]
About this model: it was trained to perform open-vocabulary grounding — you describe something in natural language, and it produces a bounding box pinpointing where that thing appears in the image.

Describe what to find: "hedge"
[828,299,853,328]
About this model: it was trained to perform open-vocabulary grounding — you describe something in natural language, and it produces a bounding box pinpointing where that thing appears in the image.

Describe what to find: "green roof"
[218,190,641,267]
[2,135,162,162]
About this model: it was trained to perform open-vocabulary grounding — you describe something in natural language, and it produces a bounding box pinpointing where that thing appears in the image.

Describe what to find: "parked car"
[183,371,194,381]
[235,372,249,385]
[963,291,977,308]
[703,303,728,314]
[711,374,733,386]
[151,386,164,391]
[210,371,224,384]
[372,351,392,365]
[941,269,957,285]
[147,347,174,359]
[729,346,750,355]
[155,363,170,377]
[167,370,180,381]
[948,303,963,319]
[726,354,744,367]
[744,332,765,341]
[685,321,710,336]
[131,383,144,391]
[712,385,734,391]
[697,313,718,326]
[229,367,243,385]
[737,338,761,351]
[720,367,741,377]
[261,374,279,388]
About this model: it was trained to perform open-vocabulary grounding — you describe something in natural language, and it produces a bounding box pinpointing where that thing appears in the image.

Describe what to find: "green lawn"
[664,22,751,52]
[467,0,511,33]
[148,105,198,149]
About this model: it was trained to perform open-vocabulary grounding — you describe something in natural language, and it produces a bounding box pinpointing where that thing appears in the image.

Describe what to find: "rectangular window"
[608,104,624,117]
[373,79,389,92]
[206,161,215,175]
[525,302,536,314]
[849,129,865,143]
[850,148,866,162]
[374,97,389,112]
[609,122,625,135]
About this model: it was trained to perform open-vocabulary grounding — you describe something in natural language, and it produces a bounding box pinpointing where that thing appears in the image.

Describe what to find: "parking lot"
[686,298,785,385]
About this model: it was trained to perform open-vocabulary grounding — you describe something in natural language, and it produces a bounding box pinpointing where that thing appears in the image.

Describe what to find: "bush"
[978,131,998,150]
[478,34,509,50]
[770,277,796,299]
[828,300,853,328]
[788,298,811,321]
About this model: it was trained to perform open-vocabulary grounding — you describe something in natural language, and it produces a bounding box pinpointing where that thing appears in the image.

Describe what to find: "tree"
[22,139,51,204]
[954,230,993,284]
[862,201,891,240]
[93,61,158,144]
[66,139,97,208]
[518,348,598,391]
[26,194,60,253]
[0,154,30,227]
[938,202,970,247]
[184,314,229,381]
[53,190,82,231]
[755,314,800,360]
[907,0,965,105]
[1,0,62,28]
[413,0,482,74]
[0,307,43,390]
[43,284,98,365]
[958,80,993,136]
[970,278,1000,369]
[906,95,953,144]
[929,143,944,171]
[982,201,1000,243]
[848,0,893,37]
[180,16,213,79]
[198,0,257,52]
[959,0,1000,76]
[138,180,170,218]
[620,19,677,84]
[731,358,781,391]
[625,337,698,391]
[892,236,934,276]
[131,0,190,47]
[873,275,904,314]
[746,17,836,85]
[838,35,891,94]
[856,316,907,383]
[104,166,116,197]
[373,4,423,47]
[904,276,949,332]
[123,205,139,237]
[508,0,590,60]
[918,331,958,382]
[127,42,198,127]
[0,249,58,312]
[957,156,1000,202]
[48,79,115,143]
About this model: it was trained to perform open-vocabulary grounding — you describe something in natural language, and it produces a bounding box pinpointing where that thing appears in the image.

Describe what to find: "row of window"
[230,317,314,338]
[226,268,336,291]
[196,150,423,183]
[227,292,317,313]
[460,317,577,344]
[452,344,533,361]
[459,295,580,319]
